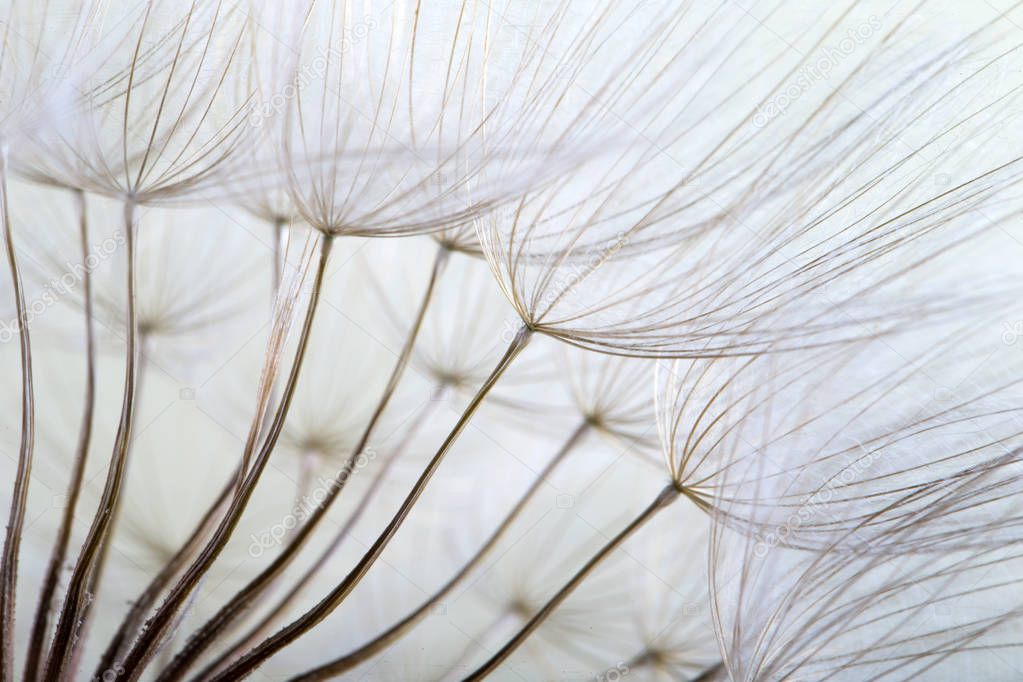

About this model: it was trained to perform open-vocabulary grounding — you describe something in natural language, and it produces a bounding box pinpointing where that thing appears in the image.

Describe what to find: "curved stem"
[194,392,445,680]
[257,217,290,461]
[23,190,95,682]
[444,611,520,680]
[68,336,151,673]
[463,484,680,681]
[208,325,534,681]
[95,192,302,679]
[113,233,334,681]
[0,144,35,681]
[43,200,140,682]
[195,396,443,678]
[294,419,591,681]
[94,476,236,679]
[159,246,449,680]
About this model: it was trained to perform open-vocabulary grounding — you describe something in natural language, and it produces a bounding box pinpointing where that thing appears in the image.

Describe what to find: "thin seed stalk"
[68,336,151,673]
[445,611,521,679]
[293,419,592,681]
[208,325,535,681]
[0,144,36,682]
[23,190,95,682]
[101,303,280,670]
[158,246,450,680]
[93,476,236,678]
[463,483,681,681]
[258,217,291,456]
[43,200,141,682]
[112,233,335,681]
[195,392,446,680]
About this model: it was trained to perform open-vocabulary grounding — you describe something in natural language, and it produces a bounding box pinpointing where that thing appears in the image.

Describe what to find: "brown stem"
[293,419,592,681]
[93,475,236,679]
[42,200,140,682]
[23,190,95,682]
[0,144,36,681]
[257,219,289,479]
[112,233,334,680]
[195,392,445,679]
[463,484,681,681]
[158,247,449,680]
[68,336,151,674]
[208,325,534,681]
[444,611,520,680]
